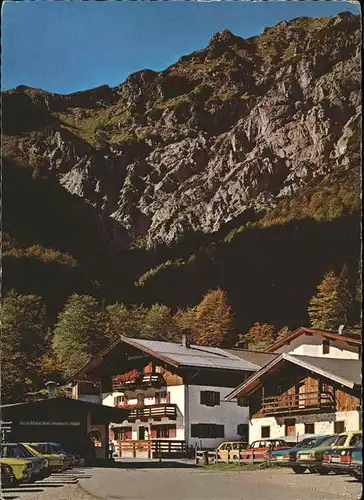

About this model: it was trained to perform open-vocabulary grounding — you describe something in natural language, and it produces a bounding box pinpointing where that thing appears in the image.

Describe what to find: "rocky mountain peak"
[2,13,361,248]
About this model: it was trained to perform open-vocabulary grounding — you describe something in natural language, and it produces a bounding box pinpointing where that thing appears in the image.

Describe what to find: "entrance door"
[138,426,146,440]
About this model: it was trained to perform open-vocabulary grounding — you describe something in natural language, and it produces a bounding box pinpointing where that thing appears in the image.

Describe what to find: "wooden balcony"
[128,403,177,422]
[262,391,335,415]
[112,373,165,392]
[116,439,188,458]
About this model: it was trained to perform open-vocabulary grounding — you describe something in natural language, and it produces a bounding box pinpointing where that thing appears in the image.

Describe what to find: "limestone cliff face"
[3,12,361,247]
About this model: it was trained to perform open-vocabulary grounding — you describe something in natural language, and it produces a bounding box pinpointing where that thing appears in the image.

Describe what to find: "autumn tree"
[275,326,294,342]
[193,289,237,347]
[245,322,276,350]
[308,267,354,330]
[52,294,106,376]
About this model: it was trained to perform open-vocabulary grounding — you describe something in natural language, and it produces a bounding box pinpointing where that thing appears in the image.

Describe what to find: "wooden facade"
[249,363,360,419]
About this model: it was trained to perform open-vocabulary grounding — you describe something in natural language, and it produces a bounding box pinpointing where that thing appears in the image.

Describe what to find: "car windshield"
[333,435,348,446]
[317,435,338,447]
[31,444,50,454]
[18,444,34,457]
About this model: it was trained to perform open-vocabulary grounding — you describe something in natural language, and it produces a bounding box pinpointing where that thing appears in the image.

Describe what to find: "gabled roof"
[71,336,260,381]
[264,327,361,353]
[225,353,362,401]
[224,348,278,367]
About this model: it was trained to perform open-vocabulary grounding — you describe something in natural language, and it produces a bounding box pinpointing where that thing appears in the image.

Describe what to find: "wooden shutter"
[214,392,220,406]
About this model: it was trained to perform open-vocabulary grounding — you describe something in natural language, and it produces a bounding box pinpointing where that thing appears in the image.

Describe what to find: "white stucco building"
[263,327,361,359]
[72,335,265,452]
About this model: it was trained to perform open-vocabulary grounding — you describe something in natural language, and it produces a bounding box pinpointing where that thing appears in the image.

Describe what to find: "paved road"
[79,465,362,500]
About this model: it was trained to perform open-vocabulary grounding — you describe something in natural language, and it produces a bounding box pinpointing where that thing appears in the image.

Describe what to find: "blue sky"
[1,0,360,94]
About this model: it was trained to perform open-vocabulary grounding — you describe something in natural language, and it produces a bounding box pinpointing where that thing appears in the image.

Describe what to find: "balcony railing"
[128,403,177,422]
[262,391,335,415]
[112,373,165,392]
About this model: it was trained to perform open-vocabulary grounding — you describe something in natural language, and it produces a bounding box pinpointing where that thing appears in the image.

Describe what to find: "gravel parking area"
[79,464,362,500]
[1,469,95,500]
[2,464,361,500]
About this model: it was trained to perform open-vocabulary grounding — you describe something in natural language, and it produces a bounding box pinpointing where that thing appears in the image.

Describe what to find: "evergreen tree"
[308,267,353,330]
[1,290,48,402]
[338,264,353,325]
[52,294,106,376]
[140,304,180,342]
[1,290,47,358]
[105,303,147,341]
[174,307,197,342]
[194,289,237,347]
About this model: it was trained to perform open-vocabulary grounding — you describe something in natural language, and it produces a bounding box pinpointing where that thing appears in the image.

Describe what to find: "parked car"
[270,435,332,473]
[47,442,78,465]
[296,434,339,474]
[330,430,362,449]
[350,446,362,481]
[322,439,362,476]
[27,442,73,469]
[0,462,15,488]
[216,441,249,461]
[1,443,51,481]
[240,439,290,462]
[22,443,66,472]
[0,457,33,485]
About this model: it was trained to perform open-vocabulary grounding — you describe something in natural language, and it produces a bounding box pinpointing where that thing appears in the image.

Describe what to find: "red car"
[240,439,291,462]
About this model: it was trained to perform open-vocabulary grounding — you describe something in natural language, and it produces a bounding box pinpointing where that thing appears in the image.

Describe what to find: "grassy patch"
[57,105,129,147]
[203,462,262,472]
[135,255,196,287]
[155,94,191,110]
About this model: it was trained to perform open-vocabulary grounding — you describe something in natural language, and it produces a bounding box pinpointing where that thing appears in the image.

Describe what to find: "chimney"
[338,325,345,335]
[46,381,57,399]
[181,331,191,348]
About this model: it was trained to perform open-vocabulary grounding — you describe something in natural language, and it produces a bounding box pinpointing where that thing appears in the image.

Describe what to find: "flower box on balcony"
[112,369,141,390]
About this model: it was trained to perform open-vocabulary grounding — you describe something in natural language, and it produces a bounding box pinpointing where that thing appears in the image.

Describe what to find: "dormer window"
[322,340,330,354]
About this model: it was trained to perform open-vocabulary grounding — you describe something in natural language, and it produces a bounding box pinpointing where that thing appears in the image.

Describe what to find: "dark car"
[0,462,15,488]
[270,435,332,473]
[1,443,51,481]
[322,439,362,476]
[350,446,362,481]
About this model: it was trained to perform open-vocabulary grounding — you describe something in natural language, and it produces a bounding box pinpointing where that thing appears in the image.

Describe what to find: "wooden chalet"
[70,335,260,456]
[226,353,361,442]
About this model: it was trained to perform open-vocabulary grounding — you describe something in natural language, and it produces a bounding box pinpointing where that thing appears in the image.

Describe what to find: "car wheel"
[308,467,317,473]
[292,465,307,474]
[351,470,361,481]
[317,467,330,475]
